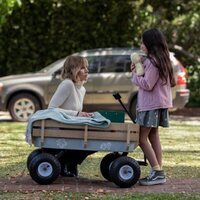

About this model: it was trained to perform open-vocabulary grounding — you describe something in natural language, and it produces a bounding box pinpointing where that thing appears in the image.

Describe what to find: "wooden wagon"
[27,119,142,188]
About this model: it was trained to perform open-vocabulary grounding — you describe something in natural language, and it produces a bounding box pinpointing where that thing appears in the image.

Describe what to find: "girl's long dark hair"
[142,28,176,87]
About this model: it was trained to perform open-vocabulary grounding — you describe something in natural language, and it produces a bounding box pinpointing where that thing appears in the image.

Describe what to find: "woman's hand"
[78,112,94,117]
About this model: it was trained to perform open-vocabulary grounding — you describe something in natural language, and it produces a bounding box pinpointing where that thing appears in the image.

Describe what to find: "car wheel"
[109,156,141,188]
[8,93,41,122]
[29,153,61,185]
[100,153,120,182]
[130,96,137,121]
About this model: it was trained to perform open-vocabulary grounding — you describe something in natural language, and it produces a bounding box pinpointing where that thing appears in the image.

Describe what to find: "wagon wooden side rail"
[31,119,140,152]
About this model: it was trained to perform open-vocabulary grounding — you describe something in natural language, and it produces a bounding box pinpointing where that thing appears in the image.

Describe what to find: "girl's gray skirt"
[136,108,169,128]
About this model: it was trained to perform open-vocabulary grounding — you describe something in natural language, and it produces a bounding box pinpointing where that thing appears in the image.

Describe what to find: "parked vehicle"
[0,48,190,122]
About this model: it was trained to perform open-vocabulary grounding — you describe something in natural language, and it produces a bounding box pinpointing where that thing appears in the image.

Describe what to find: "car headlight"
[0,82,3,93]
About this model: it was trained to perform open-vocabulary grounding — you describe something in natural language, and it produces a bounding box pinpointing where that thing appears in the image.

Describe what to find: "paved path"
[0,176,200,193]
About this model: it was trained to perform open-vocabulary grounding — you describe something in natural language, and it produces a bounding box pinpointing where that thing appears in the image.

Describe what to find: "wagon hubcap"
[119,165,133,180]
[38,162,53,177]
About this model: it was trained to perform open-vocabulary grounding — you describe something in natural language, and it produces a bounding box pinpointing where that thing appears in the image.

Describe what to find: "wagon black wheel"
[8,93,41,122]
[27,148,56,171]
[100,153,120,182]
[27,149,42,171]
[29,153,61,185]
[109,156,141,188]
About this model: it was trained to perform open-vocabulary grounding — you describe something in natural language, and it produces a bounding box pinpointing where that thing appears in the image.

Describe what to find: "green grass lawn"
[0,192,199,200]
[0,118,200,199]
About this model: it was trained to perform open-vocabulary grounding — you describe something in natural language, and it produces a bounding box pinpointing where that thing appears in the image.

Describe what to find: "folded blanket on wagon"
[25,108,111,145]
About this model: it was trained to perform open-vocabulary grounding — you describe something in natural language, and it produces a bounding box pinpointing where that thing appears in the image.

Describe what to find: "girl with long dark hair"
[131,28,175,186]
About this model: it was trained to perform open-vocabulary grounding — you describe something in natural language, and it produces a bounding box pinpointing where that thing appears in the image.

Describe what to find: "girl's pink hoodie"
[131,58,173,112]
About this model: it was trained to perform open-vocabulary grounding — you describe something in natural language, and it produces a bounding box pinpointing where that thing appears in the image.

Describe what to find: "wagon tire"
[27,149,42,171]
[8,93,41,122]
[109,156,140,188]
[100,153,120,182]
[29,153,61,185]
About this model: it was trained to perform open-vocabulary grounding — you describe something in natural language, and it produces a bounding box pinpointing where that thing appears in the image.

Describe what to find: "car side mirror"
[52,70,61,79]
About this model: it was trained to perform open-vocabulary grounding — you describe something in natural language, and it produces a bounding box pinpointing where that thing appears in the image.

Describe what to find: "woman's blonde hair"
[61,55,88,83]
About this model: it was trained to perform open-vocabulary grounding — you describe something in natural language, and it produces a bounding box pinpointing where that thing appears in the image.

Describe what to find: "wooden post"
[84,125,88,148]
[41,120,45,146]
[126,124,131,151]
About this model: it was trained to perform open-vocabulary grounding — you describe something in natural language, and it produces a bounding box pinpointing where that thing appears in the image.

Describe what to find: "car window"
[99,55,131,73]
[53,68,62,78]
[38,59,65,73]
[87,56,100,73]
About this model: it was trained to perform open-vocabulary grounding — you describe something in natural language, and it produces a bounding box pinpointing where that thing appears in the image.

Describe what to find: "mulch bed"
[171,107,200,117]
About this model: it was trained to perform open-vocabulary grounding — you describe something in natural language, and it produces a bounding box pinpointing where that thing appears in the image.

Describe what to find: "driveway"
[0,111,11,121]
[0,175,200,193]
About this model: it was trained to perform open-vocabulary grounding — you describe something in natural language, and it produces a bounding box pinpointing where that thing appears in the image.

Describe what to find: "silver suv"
[0,48,190,121]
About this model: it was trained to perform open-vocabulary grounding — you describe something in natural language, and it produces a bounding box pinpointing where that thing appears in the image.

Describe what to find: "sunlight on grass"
[0,122,34,177]
[80,119,200,179]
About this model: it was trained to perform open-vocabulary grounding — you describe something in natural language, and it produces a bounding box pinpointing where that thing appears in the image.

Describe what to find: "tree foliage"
[0,0,136,75]
[0,0,199,105]
[0,0,21,24]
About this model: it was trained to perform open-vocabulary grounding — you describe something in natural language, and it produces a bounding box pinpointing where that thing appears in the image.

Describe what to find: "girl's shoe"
[139,170,166,186]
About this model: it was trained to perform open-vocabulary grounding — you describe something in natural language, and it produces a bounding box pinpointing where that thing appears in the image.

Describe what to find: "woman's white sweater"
[48,79,86,116]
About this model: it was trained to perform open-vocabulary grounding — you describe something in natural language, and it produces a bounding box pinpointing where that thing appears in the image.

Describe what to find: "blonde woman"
[49,55,93,117]
[48,55,94,177]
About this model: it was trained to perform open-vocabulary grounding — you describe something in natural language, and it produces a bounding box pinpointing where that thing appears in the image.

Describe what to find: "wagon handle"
[113,92,148,166]
[113,92,136,123]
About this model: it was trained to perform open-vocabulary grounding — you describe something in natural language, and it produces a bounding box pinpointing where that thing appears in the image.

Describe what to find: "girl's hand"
[130,63,136,73]
[78,112,94,117]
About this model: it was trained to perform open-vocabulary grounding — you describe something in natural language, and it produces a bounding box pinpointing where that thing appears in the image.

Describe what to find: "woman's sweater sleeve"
[48,80,83,116]
[132,60,159,91]
[48,80,71,107]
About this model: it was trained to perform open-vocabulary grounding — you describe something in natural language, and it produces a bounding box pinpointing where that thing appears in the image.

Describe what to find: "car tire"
[130,96,137,121]
[109,156,141,188]
[100,152,120,182]
[29,153,61,185]
[8,93,41,122]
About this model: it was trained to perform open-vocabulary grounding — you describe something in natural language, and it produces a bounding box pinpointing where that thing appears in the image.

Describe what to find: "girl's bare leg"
[148,127,162,168]
[139,126,159,168]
